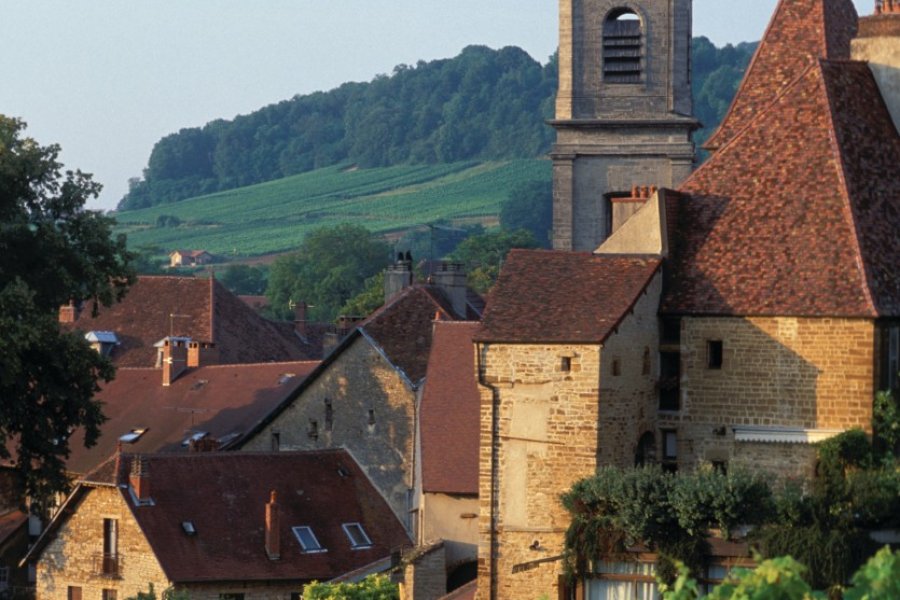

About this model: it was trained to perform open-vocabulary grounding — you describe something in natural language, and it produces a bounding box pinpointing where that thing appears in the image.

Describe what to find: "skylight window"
[181,431,208,447]
[182,521,196,536]
[342,523,372,549]
[278,374,296,385]
[119,429,148,444]
[292,526,326,553]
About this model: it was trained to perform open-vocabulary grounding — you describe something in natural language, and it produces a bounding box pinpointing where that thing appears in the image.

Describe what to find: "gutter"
[475,342,500,600]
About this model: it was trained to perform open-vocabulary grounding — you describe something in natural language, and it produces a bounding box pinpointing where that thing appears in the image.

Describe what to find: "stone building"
[551,0,697,251]
[25,451,411,600]
[474,0,900,597]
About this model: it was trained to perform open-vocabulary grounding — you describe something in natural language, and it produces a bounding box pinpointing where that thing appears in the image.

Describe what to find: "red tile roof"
[65,361,318,475]
[42,451,412,584]
[420,322,481,495]
[704,0,857,150]
[476,250,662,343]
[63,276,318,366]
[665,58,900,317]
[0,510,27,548]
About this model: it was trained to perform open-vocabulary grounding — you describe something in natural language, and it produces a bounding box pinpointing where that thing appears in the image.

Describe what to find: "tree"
[500,179,553,247]
[0,116,135,507]
[302,574,399,599]
[266,224,390,322]
[218,263,268,296]
[339,271,386,318]
[449,228,539,293]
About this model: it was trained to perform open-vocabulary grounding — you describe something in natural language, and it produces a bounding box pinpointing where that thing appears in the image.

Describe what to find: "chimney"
[265,490,280,560]
[187,341,218,368]
[162,338,188,386]
[58,301,78,324]
[431,262,468,318]
[610,185,658,234]
[130,456,150,502]
[293,301,309,336]
[384,253,414,303]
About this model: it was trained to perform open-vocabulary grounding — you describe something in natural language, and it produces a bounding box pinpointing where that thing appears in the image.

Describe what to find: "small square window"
[561,357,572,372]
[102,589,117,600]
[612,359,621,377]
[68,587,82,600]
[342,523,373,549]
[707,340,723,370]
[292,526,326,553]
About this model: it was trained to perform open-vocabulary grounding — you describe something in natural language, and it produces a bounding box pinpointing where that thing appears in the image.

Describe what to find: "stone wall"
[475,273,661,599]
[35,486,170,600]
[241,337,417,528]
[400,544,446,600]
[672,317,876,477]
[420,493,478,569]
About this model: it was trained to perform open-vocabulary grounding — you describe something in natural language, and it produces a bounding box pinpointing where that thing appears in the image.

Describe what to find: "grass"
[115,159,551,257]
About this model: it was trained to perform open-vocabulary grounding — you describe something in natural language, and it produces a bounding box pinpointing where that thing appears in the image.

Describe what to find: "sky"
[1,0,875,211]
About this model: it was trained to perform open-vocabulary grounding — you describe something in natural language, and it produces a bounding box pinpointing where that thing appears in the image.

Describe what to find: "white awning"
[733,426,845,444]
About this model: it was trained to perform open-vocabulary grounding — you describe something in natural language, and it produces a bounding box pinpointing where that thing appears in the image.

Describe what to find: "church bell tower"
[552,0,697,251]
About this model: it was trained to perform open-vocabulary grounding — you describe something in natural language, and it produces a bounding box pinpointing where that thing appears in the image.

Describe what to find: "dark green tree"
[0,116,135,507]
[218,264,268,296]
[449,228,539,293]
[500,179,553,247]
[266,224,390,322]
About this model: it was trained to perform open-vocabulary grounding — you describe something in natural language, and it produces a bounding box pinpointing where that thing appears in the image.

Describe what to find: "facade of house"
[26,451,411,600]
[473,0,900,598]
[168,250,213,268]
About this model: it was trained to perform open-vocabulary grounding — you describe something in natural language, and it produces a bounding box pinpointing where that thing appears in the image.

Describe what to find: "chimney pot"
[130,457,151,502]
[265,489,281,560]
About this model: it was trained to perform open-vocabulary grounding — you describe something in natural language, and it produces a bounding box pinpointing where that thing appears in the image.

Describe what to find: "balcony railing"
[92,554,121,579]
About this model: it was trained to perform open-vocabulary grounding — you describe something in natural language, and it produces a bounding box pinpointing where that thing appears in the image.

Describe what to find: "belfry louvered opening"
[603,9,642,83]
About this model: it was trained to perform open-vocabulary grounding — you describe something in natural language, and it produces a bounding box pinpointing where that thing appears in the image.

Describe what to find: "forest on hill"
[119,38,756,211]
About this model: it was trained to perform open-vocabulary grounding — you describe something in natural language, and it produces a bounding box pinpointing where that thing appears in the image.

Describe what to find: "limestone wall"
[420,493,478,569]
[241,337,417,527]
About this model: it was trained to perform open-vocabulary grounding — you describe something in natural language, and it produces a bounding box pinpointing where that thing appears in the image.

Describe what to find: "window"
[659,352,680,411]
[642,347,651,376]
[662,430,678,473]
[270,432,280,452]
[118,428,148,444]
[342,523,373,549]
[561,357,572,372]
[603,9,643,83]
[707,340,724,370]
[68,586,82,600]
[292,526,326,553]
[635,432,656,467]
[612,359,621,377]
[219,595,244,600]
[325,399,333,431]
[368,409,376,426]
[307,419,318,441]
[585,559,658,599]
[102,590,117,600]
[0,567,8,591]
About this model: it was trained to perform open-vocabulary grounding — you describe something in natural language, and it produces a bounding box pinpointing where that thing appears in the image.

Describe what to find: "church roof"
[477,250,661,343]
[664,57,900,317]
[704,0,857,150]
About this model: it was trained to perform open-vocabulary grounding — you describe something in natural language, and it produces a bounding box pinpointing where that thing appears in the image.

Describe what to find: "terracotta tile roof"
[0,510,27,548]
[62,276,318,366]
[476,250,662,343]
[420,322,481,495]
[360,286,458,384]
[47,451,412,584]
[704,0,857,150]
[65,361,319,475]
[665,59,900,317]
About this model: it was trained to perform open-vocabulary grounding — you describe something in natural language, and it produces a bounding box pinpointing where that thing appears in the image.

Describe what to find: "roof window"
[278,374,296,385]
[181,431,208,447]
[342,523,373,549]
[119,429,148,444]
[182,521,196,536]
[292,526,326,553]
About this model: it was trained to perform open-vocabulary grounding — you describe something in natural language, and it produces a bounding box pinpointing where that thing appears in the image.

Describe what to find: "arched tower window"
[635,432,656,466]
[603,9,642,83]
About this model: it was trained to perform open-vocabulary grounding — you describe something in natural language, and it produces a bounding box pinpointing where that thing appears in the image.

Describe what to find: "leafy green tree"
[0,116,134,507]
[449,228,538,293]
[266,224,390,322]
[500,179,553,247]
[132,245,167,274]
[339,271,386,318]
[126,583,191,600]
[302,574,399,599]
[218,264,268,296]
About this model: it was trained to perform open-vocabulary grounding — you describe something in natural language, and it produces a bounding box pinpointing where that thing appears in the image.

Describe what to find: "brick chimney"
[384,253,414,303]
[187,341,218,368]
[162,338,188,386]
[293,301,309,336]
[265,490,280,560]
[130,456,150,502]
[58,301,78,324]
[431,262,467,318]
[610,185,658,234]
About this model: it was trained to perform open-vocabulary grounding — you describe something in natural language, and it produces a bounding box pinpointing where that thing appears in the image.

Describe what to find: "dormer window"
[342,523,373,549]
[292,526,326,553]
[603,9,642,83]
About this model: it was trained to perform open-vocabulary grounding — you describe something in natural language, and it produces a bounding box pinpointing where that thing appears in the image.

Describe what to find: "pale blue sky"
[0,1,874,210]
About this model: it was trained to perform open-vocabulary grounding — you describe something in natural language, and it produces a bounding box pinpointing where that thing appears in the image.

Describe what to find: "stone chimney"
[384,253,414,303]
[853,3,900,131]
[610,185,657,234]
[293,301,309,336]
[130,456,150,502]
[431,262,467,318]
[162,338,188,386]
[265,490,280,560]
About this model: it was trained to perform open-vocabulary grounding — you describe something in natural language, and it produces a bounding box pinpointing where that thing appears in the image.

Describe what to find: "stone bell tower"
[552,0,697,251]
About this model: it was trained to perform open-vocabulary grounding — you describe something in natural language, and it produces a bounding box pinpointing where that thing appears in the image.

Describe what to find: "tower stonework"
[552,0,697,251]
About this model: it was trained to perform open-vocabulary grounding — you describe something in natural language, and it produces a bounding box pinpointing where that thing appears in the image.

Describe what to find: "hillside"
[119,38,755,211]
[115,159,550,256]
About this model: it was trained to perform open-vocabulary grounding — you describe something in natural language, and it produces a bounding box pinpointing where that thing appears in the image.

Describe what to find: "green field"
[114,159,551,257]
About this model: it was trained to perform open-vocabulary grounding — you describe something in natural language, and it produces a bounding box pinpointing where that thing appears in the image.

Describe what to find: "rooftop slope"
[477,250,661,343]
[705,0,857,149]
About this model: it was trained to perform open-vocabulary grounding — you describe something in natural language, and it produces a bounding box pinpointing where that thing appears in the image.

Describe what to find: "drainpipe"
[476,342,500,600]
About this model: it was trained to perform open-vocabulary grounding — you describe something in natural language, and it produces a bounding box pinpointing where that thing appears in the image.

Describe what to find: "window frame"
[292,526,326,554]
[342,522,373,549]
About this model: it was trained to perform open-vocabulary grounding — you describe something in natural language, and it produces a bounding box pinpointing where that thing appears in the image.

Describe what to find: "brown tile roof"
[0,510,27,548]
[665,59,900,317]
[63,276,318,366]
[420,322,481,495]
[39,451,411,584]
[704,0,857,150]
[476,250,662,343]
[360,286,458,384]
[65,361,319,475]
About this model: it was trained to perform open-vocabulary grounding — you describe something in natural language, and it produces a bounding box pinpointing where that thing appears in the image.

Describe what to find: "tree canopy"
[500,179,553,248]
[266,224,390,322]
[0,116,134,506]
